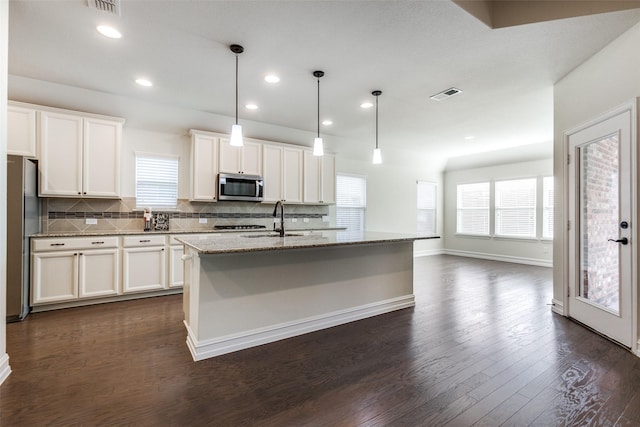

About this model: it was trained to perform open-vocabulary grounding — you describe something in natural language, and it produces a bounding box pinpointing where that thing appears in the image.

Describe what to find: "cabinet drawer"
[32,236,119,251]
[123,235,167,247]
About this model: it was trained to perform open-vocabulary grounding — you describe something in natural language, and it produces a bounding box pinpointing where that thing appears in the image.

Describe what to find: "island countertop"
[176,230,439,254]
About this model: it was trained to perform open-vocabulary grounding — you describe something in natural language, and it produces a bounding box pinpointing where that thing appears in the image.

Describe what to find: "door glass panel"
[579,134,620,313]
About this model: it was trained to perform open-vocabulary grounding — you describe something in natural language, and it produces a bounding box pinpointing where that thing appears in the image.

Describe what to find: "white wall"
[553,21,640,345]
[443,158,553,266]
[0,0,11,385]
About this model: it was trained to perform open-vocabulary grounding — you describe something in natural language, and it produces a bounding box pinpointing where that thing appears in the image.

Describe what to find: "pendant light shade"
[372,90,382,164]
[313,70,325,156]
[230,44,244,147]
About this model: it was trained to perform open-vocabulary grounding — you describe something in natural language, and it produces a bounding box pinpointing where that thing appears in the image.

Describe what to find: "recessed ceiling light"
[96,25,122,39]
[322,120,333,126]
[264,75,280,83]
[360,102,373,109]
[135,78,153,87]
[464,135,475,140]
[245,103,258,110]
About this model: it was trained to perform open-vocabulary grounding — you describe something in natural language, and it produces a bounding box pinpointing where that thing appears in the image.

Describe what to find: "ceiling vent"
[87,0,121,16]
[430,87,462,101]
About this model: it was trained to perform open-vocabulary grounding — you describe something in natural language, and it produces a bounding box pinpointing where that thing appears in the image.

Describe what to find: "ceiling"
[7,0,640,164]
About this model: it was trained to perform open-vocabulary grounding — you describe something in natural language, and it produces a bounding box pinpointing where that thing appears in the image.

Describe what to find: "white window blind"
[336,174,366,231]
[495,178,536,238]
[456,182,490,235]
[543,176,554,239]
[135,153,179,210]
[417,181,436,234]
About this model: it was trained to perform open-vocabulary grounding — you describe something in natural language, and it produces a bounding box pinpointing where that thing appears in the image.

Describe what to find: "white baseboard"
[0,353,11,386]
[551,298,565,316]
[443,249,553,267]
[186,294,415,361]
[414,249,445,257]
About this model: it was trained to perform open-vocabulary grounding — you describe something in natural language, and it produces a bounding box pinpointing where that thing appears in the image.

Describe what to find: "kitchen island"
[177,230,439,361]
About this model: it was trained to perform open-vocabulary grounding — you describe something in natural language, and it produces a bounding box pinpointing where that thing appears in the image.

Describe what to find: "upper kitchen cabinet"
[7,102,37,158]
[218,138,262,175]
[303,151,336,204]
[262,144,303,203]
[39,110,124,198]
[190,130,219,202]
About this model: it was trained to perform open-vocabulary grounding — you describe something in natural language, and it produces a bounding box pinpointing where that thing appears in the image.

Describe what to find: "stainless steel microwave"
[218,173,264,202]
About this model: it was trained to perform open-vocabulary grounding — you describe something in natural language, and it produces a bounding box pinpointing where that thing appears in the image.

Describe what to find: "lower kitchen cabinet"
[169,244,184,288]
[122,235,166,293]
[31,236,119,305]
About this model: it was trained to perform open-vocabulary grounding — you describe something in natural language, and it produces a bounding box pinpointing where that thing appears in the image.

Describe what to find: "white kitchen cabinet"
[169,244,184,288]
[7,102,37,157]
[31,236,120,305]
[219,138,262,175]
[263,144,303,203]
[39,110,123,198]
[303,151,336,204]
[190,130,219,201]
[122,235,166,293]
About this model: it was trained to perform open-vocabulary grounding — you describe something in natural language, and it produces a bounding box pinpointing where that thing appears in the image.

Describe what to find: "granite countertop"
[176,230,440,254]
[31,227,347,238]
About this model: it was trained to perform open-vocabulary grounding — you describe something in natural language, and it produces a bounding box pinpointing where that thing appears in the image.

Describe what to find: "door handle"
[608,237,629,245]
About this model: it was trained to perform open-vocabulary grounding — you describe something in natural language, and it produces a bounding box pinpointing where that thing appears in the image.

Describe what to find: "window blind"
[135,153,179,209]
[336,174,366,231]
[417,181,436,234]
[456,182,490,235]
[542,176,554,239]
[495,178,536,237]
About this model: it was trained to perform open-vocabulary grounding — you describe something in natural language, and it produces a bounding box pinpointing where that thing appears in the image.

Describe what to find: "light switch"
[85,218,97,225]
[291,218,298,223]
[303,218,309,223]
[199,218,208,224]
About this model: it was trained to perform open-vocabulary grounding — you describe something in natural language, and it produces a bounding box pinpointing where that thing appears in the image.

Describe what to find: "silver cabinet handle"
[50,243,65,246]
[139,239,151,243]
[91,241,105,245]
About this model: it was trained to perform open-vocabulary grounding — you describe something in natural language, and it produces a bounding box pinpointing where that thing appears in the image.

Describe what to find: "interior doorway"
[566,102,636,348]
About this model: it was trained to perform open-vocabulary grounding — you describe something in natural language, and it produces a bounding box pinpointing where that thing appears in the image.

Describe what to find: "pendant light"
[313,70,325,156]
[229,44,244,147]
[372,90,382,164]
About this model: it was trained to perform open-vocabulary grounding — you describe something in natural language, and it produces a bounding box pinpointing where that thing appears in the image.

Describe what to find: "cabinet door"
[320,154,336,204]
[191,134,219,201]
[122,246,166,293]
[78,249,119,298]
[169,245,184,288]
[262,145,283,202]
[283,147,303,203]
[83,118,121,197]
[7,104,37,157]
[39,111,83,196]
[32,251,78,304]
[303,150,320,203]
[241,141,263,175]
[218,138,243,173]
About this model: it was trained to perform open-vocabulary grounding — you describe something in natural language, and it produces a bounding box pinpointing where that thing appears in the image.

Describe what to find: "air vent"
[88,0,121,16]
[430,87,463,101]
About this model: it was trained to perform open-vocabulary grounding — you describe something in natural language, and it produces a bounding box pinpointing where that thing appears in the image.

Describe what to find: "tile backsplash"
[42,198,331,234]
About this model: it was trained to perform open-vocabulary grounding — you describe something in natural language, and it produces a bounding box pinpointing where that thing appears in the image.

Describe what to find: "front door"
[567,105,634,347]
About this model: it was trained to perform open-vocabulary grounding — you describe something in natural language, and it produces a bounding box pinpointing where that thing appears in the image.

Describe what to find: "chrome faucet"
[273,200,285,237]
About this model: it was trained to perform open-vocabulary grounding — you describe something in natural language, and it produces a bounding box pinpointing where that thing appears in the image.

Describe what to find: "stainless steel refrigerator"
[6,155,40,322]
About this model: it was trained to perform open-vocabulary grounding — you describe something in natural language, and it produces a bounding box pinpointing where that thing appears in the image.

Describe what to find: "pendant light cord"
[235,54,239,126]
[317,77,320,138]
[375,95,379,149]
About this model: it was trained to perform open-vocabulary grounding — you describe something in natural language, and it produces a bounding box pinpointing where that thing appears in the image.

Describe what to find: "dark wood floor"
[1,255,639,426]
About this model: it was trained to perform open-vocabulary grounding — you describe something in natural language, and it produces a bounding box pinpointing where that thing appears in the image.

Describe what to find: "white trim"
[636,340,640,358]
[414,249,445,257]
[0,353,11,386]
[185,295,415,361]
[551,298,565,316]
[443,249,552,267]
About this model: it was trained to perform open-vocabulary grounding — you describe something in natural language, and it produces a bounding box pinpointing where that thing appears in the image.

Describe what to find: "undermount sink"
[241,233,304,238]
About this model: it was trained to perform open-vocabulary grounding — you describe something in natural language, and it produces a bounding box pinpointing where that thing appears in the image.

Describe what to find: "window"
[417,181,437,234]
[336,174,366,231]
[542,176,554,239]
[495,178,537,238]
[135,153,179,210]
[456,182,490,235]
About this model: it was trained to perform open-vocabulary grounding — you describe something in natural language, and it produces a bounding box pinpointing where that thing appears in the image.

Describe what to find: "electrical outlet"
[303,218,309,223]
[199,218,207,224]
[322,216,330,223]
[291,218,298,223]
[85,218,97,225]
